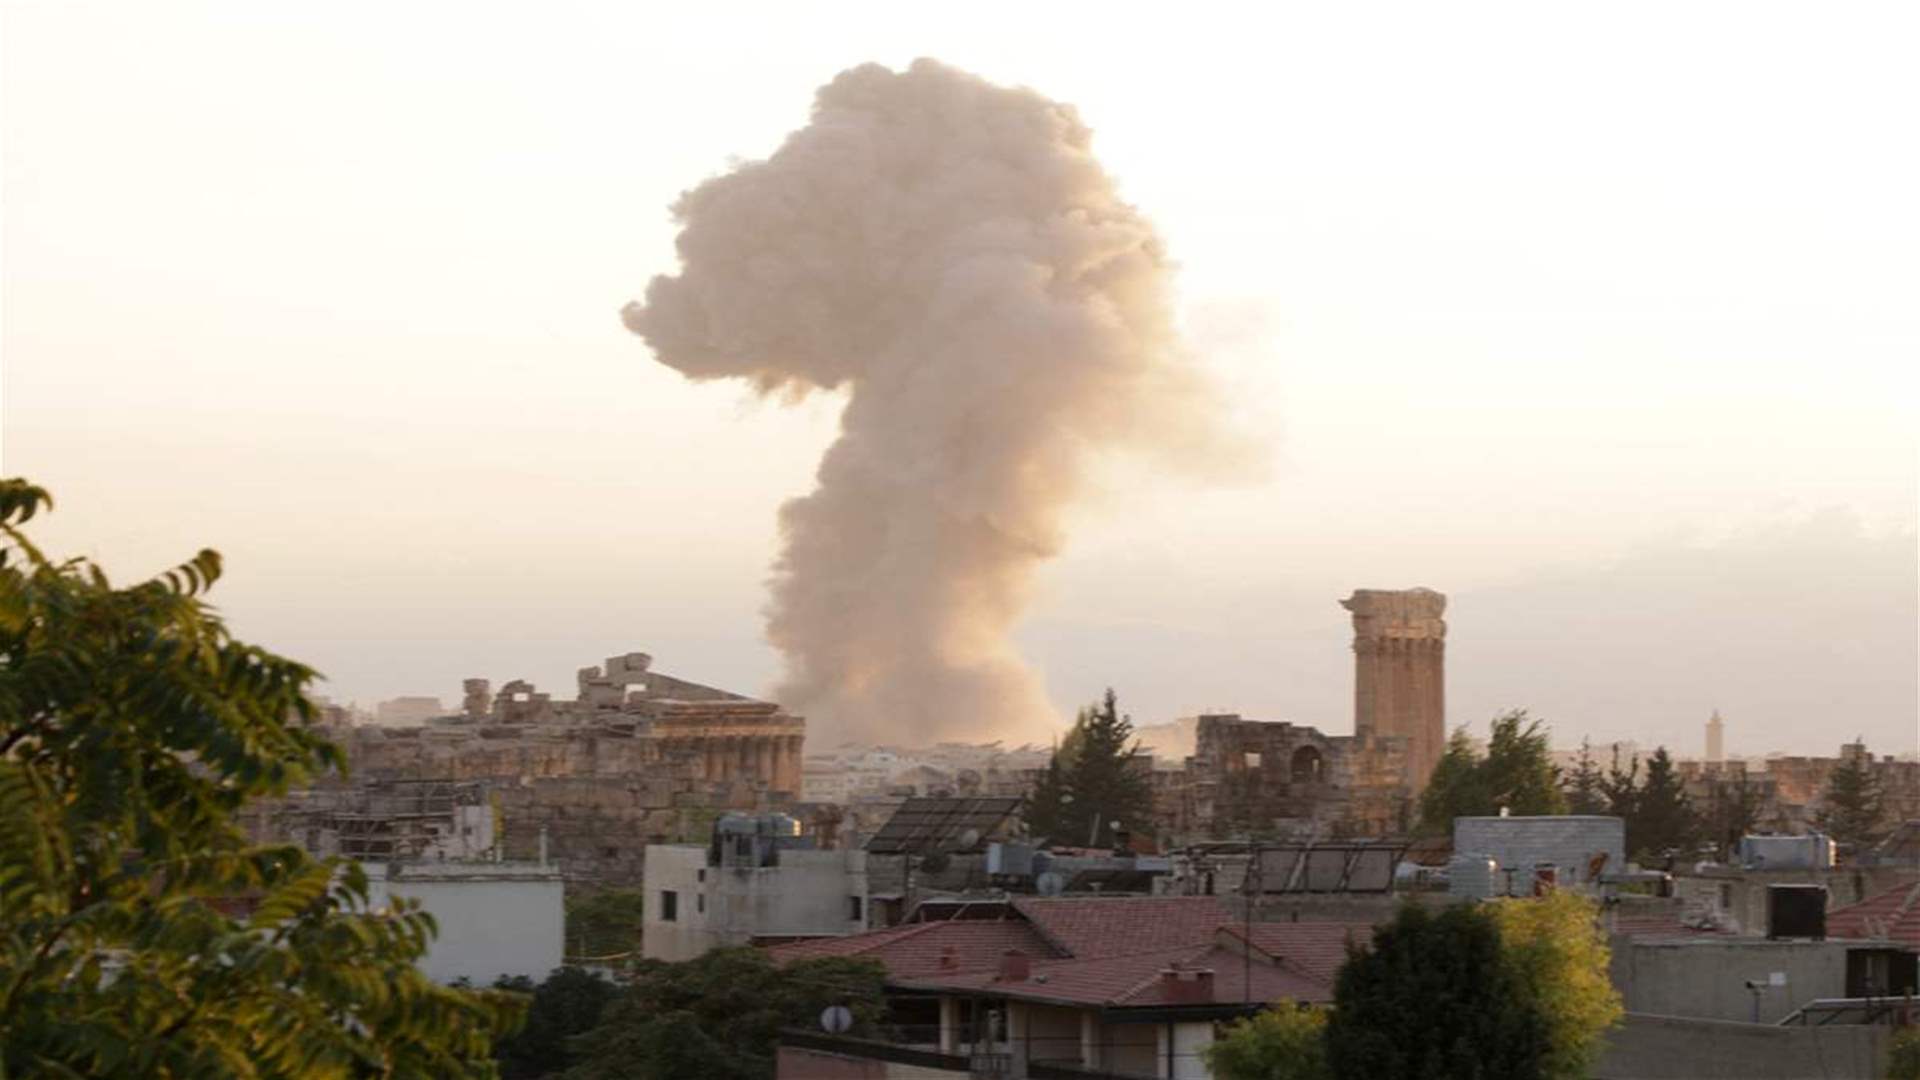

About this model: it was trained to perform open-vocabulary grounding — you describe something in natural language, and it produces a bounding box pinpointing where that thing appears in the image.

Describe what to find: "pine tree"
[1625,747,1700,862]
[1563,739,1607,814]
[1600,745,1640,825]
[1817,742,1887,851]
[1024,753,1072,842]
[1025,689,1155,849]
[1702,773,1763,858]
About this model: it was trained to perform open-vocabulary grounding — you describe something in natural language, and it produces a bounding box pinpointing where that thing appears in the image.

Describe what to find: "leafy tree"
[1815,742,1887,851]
[493,967,617,1079]
[1489,891,1624,1080]
[1203,1001,1331,1080]
[0,479,520,1077]
[1626,747,1699,862]
[564,948,885,1080]
[1562,739,1607,815]
[1326,902,1552,1079]
[565,889,646,960]
[1025,689,1155,849]
[1417,710,1567,834]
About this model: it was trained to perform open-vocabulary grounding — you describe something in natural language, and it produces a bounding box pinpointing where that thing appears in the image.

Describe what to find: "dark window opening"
[849,895,864,922]
[660,889,678,922]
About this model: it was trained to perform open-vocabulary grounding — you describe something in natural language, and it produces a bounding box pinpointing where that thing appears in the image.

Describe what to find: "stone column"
[755,737,775,787]
[785,735,805,794]
[1342,588,1447,794]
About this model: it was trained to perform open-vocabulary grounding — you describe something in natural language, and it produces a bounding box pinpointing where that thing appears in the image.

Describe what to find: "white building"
[364,860,564,985]
[643,816,868,961]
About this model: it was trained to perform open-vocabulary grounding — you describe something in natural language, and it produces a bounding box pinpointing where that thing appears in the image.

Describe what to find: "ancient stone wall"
[1167,714,1409,841]
[255,653,809,888]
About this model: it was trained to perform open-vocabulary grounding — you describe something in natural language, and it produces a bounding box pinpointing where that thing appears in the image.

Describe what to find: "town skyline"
[6,4,1914,755]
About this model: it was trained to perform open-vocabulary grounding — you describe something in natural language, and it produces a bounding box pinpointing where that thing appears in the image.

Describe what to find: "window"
[1244,751,1262,769]
[848,895,864,922]
[1719,883,1734,911]
[696,894,705,914]
[697,868,706,883]
[660,889,678,922]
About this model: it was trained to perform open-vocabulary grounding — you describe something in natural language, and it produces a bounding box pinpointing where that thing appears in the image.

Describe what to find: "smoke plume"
[624,59,1240,744]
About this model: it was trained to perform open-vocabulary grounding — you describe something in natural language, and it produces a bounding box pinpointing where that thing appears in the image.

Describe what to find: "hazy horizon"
[4,4,1914,756]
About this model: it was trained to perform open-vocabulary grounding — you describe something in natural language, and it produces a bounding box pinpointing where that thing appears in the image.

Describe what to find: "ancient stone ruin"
[1343,587,1447,794]
[249,652,806,886]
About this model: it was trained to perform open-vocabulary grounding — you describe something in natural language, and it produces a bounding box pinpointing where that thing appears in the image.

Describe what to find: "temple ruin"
[1343,587,1447,793]
[248,652,807,885]
[1163,588,1446,840]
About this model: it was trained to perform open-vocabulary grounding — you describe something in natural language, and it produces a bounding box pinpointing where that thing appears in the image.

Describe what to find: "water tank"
[1448,854,1498,900]
[1767,884,1828,940]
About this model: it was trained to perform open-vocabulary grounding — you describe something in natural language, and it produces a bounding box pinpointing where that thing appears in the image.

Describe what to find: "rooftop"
[1826,879,1920,946]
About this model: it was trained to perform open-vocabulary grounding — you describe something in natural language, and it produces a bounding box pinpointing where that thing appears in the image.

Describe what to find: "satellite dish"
[1036,871,1065,897]
[819,1005,853,1034]
[956,827,982,851]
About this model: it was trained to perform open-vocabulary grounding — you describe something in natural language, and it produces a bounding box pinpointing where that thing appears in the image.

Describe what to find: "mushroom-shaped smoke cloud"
[624,59,1244,744]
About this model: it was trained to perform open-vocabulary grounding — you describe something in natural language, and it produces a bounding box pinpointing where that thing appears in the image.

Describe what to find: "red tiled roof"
[895,939,1334,1008]
[1827,880,1920,946]
[1011,896,1231,959]
[1222,922,1375,986]
[764,918,1065,978]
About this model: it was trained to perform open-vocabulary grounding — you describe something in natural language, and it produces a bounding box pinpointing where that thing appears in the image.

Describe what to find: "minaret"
[1343,588,1447,793]
[1706,709,1724,763]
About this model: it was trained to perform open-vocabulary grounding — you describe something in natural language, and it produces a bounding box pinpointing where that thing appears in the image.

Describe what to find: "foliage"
[1489,891,1624,1080]
[1887,1025,1920,1080]
[563,947,886,1080]
[564,889,647,961]
[1024,688,1155,850]
[1622,747,1700,862]
[492,968,618,1079]
[1562,739,1607,815]
[1417,710,1568,834]
[0,478,521,1078]
[1203,1001,1331,1080]
[1701,773,1764,857]
[1326,901,1552,1079]
[1816,743,1887,851]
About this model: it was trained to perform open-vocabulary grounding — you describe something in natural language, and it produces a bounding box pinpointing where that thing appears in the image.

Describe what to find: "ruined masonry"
[1166,588,1445,840]
[246,652,804,886]
[1343,587,1447,794]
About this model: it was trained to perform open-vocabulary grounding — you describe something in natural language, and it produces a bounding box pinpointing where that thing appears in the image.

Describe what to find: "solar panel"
[863,796,1022,855]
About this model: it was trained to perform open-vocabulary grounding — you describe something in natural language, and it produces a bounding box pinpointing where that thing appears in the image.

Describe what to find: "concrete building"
[364,860,564,985]
[1608,935,1913,1024]
[1452,815,1627,897]
[643,814,869,961]
[1705,709,1725,763]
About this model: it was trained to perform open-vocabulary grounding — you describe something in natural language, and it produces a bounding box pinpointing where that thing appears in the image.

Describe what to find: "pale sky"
[4,2,1915,756]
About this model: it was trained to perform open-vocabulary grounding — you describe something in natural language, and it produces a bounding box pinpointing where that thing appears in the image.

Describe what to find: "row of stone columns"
[700,734,804,793]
